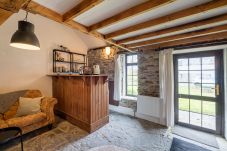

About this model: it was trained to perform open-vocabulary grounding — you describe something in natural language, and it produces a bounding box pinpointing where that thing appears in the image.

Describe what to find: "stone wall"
[87,48,116,81]
[87,48,160,97]
[138,50,160,97]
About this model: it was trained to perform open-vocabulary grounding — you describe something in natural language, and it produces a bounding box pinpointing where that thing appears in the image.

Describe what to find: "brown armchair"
[0,90,57,134]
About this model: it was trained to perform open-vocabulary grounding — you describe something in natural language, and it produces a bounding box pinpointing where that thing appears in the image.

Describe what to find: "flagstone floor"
[2,111,172,151]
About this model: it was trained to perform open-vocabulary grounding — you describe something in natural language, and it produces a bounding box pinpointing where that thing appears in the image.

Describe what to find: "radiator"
[137,95,161,118]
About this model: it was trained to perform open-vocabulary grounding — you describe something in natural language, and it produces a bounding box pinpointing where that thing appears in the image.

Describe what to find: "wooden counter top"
[47,74,108,77]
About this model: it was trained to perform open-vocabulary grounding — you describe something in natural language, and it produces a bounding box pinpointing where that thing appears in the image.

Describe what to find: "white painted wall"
[0,10,105,96]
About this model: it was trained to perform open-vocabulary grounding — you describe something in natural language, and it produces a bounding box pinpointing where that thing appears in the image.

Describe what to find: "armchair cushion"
[15,97,43,117]
[6,112,47,127]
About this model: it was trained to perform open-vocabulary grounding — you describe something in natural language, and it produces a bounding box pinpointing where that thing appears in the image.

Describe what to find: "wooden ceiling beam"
[117,13,227,44]
[0,8,13,25]
[105,0,227,39]
[63,0,103,22]
[137,31,227,51]
[0,0,30,12]
[0,0,31,25]
[127,24,227,48]
[23,1,131,51]
[88,0,175,31]
[25,1,62,23]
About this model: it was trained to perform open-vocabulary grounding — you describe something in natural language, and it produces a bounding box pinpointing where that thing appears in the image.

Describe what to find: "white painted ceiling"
[32,0,227,48]
[34,0,82,15]
[73,0,147,26]
[98,0,211,34]
[114,6,227,41]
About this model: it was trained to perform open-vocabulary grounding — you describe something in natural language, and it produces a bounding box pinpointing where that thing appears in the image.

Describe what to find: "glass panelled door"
[174,50,224,134]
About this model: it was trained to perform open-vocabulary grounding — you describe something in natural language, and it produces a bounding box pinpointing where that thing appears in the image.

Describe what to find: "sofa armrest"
[40,97,57,123]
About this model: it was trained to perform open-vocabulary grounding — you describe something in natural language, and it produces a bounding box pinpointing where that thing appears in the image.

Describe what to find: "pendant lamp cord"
[24,11,28,21]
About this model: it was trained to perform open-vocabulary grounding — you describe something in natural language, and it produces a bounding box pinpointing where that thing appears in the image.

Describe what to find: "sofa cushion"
[16,97,43,117]
[6,112,47,127]
[3,101,19,120]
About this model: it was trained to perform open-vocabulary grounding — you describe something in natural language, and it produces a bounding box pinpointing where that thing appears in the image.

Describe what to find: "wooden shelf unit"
[53,49,86,73]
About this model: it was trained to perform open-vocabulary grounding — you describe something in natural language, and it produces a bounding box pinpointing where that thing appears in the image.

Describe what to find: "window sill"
[121,96,137,101]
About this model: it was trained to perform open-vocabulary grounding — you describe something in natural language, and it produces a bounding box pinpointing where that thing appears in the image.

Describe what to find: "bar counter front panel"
[49,74,109,133]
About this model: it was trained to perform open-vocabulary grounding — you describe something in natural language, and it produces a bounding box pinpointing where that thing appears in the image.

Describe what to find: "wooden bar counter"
[49,74,109,133]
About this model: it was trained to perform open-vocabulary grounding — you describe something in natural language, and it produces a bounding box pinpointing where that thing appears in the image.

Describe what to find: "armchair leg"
[48,124,53,130]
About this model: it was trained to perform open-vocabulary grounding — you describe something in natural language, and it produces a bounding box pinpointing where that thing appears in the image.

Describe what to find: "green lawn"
[179,98,215,116]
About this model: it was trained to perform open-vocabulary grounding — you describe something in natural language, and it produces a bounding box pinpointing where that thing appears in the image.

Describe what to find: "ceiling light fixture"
[105,46,111,56]
[10,11,40,50]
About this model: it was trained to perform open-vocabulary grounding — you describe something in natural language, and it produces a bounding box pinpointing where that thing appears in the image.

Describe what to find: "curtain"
[114,54,121,101]
[159,49,174,127]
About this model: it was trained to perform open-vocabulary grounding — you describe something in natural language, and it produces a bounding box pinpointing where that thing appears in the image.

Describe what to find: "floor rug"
[170,138,211,151]
[173,125,218,148]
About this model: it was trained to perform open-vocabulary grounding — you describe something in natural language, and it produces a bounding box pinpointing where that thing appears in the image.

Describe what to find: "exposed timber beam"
[0,0,31,25]
[127,24,227,48]
[63,0,103,22]
[0,8,13,25]
[105,0,227,39]
[0,0,30,12]
[117,13,227,44]
[88,0,175,31]
[137,31,227,51]
[24,1,131,51]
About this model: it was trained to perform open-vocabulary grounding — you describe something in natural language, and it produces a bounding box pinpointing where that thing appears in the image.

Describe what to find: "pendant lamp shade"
[10,21,40,50]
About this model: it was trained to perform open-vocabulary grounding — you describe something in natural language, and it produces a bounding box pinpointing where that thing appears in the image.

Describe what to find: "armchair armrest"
[40,97,57,123]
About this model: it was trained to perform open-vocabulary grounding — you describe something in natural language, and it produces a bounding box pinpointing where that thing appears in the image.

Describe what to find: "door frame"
[173,49,225,135]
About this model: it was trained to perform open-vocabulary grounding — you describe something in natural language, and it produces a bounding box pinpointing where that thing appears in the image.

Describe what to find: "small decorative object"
[80,66,92,75]
[10,11,40,50]
[93,64,100,75]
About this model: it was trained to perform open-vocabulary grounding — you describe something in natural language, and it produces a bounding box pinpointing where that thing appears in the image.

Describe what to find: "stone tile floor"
[1,111,172,151]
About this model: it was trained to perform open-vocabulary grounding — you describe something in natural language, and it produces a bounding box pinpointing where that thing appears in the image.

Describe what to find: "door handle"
[215,84,220,96]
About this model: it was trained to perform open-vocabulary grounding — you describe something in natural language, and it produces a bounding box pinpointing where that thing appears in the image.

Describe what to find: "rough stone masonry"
[87,48,159,97]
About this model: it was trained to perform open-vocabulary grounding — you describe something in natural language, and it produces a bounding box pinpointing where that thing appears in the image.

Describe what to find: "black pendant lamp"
[10,12,40,50]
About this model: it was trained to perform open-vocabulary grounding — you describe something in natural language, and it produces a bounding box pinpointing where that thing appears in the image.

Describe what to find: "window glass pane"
[132,55,138,63]
[189,58,201,70]
[127,55,133,63]
[179,110,189,124]
[190,99,202,127]
[189,71,201,83]
[179,83,188,95]
[127,76,133,85]
[202,115,216,130]
[178,58,188,70]
[132,86,138,95]
[202,101,216,130]
[190,83,201,96]
[190,112,201,127]
[202,101,215,116]
[179,98,189,111]
[202,57,214,70]
[178,71,188,82]
[202,70,215,83]
[132,66,138,75]
[190,99,201,114]
[202,84,215,97]
[132,76,138,85]
[127,86,133,95]
[127,66,133,75]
